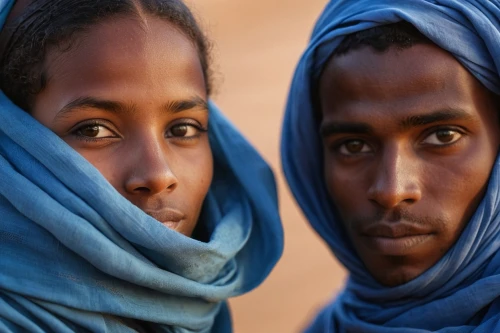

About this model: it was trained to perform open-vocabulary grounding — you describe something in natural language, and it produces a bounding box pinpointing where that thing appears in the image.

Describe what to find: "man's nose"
[124,143,178,195]
[367,145,421,209]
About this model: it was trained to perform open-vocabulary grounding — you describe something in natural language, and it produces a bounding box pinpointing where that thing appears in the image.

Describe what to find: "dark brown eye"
[79,126,100,137]
[345,140,364,153]
[74,124,116,138]
[170,125,189,137]
[422,129,462,145]
[340,139,371,155]
[167,124,204,138]
[435,130,456,143]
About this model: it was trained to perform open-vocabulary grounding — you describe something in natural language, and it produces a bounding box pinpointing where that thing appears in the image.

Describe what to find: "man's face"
[319,43,500,286]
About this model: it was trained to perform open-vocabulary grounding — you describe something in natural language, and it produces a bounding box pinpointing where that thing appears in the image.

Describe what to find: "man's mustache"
[347,208,448,232]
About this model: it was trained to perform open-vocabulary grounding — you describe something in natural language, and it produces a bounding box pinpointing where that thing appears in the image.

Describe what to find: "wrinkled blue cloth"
[281,0,500,332]
[0,1,283,331]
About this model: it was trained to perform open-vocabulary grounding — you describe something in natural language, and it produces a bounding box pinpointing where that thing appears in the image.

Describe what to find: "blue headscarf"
[0,1,283,332]
[282,0,500,332]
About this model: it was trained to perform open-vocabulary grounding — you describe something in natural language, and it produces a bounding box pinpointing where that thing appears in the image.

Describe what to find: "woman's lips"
[145,209,185,230]
[161,221,180,229]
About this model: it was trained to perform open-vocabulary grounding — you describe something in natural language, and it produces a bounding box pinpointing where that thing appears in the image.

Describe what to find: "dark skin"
[319,44,500,286]
[32,15,213,237]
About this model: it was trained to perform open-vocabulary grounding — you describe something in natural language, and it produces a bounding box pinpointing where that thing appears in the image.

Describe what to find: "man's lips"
[145,209,186,229]
[360,222,431,238]
[358,222,434,255]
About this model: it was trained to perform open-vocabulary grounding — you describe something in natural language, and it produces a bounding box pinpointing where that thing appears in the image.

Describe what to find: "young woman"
[0,0,283,332]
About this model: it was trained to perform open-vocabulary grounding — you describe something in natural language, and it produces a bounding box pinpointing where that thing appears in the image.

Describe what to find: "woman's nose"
[124,143,178,195]
[367,146,422,209]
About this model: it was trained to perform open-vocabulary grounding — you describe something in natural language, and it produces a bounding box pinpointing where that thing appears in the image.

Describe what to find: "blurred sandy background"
[186,1,346,332]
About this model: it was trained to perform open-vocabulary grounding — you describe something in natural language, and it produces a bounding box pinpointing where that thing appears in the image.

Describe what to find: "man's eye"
[339,139,372,155]
[422,129,462,145]
[75,125,116,138]
[167,124,202,138]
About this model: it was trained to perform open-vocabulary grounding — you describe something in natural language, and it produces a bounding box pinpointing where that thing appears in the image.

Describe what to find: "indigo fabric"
[281,0,500,332]
[0,0,283,331]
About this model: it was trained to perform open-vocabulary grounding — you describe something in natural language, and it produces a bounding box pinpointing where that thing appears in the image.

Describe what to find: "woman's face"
[31,15,213,237]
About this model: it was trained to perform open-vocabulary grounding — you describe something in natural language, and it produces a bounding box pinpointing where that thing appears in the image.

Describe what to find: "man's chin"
[359,251,438,287]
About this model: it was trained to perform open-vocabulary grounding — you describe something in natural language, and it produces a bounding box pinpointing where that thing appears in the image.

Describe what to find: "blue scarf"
[281,0,500,332]
[0,1,283,331]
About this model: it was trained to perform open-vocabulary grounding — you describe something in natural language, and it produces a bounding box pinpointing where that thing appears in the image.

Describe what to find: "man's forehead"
[325,43,460,83]
[320,43,481,103]
[318,42,498,131]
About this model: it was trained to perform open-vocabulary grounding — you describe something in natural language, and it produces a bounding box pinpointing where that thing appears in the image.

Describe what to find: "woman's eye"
[75,125,116,138]
[167,124,202,138]
[422,129,462,145]
[339,139,372,155]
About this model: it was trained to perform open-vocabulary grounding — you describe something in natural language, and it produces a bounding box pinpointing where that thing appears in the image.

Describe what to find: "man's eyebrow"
[319,108,474,137]
[320,122,372,137]
[55,96,208,120]
[400,108,474,129]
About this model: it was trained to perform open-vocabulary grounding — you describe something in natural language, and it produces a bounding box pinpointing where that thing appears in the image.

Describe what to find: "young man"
[282,0,500,332]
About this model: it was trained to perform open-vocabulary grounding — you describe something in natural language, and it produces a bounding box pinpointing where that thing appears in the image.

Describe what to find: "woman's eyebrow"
[164,96,208,113]
[56,97,127,119]
[55,96,208,120]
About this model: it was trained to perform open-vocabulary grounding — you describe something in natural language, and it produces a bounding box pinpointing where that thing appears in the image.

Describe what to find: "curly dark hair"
[0,0,212,112]
[332,21,432,57]
[313,22,434,120]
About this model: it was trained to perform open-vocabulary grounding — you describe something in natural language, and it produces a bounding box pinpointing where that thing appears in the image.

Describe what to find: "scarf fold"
[281,0,500,332]
[0,1,283,331]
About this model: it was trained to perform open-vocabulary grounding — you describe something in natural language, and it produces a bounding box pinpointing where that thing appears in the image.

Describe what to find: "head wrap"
[281,0,500,332]
[0,0,283,332]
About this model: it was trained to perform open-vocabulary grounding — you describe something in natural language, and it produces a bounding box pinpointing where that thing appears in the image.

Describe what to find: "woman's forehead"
[34,15,206,120]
